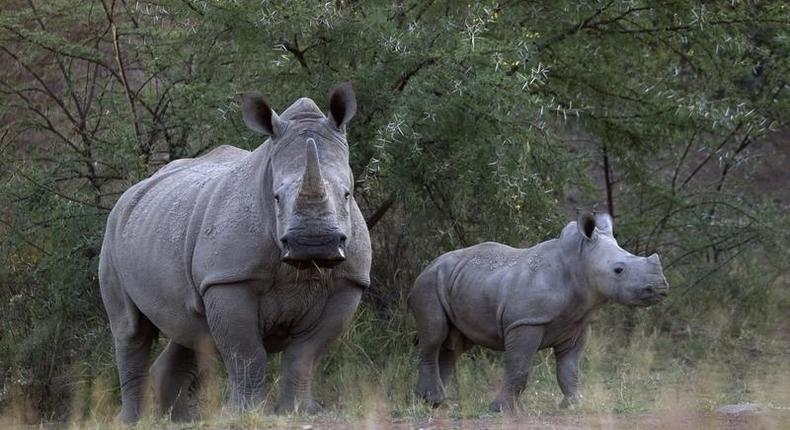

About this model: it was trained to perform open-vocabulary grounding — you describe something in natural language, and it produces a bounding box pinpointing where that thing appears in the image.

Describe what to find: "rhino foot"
[488,398,517,414]
[169,401,200,422]
[275,398,323,415]
[116,410,139,425]
[559,395,580,409]
[415,387,445,408]
[299,399,323,415]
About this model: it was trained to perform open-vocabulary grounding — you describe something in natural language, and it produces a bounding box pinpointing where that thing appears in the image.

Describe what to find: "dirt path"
[256,409,789,429]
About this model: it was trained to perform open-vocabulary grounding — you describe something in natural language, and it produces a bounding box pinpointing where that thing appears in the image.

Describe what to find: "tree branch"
[283,37,311,74]
[392,58,436,92]
[365,192,396,230]
[100,0,145,157]
[680,122,742,188]
[602,140,615,218]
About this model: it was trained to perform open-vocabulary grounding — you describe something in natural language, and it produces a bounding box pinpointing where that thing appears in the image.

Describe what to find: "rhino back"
[102,145,272,346]
[434,240,573,349]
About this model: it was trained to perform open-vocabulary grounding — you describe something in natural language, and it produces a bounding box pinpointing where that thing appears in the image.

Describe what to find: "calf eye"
[614,267,624,274]
[274,194,280,203]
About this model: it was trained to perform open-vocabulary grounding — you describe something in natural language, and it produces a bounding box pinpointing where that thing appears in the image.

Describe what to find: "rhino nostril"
[280,235,291,255]
[643,285,656,295]
[338,233,347,244]
[645,284,668,298]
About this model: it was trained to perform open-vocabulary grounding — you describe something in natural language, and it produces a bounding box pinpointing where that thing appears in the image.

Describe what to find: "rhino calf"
[409,213,668,412]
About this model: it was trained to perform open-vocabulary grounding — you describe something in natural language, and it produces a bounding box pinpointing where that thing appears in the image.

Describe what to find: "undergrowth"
[3,256,785,429]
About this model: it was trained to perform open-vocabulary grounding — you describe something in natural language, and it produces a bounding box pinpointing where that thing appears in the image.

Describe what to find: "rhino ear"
[577,213,596,240]
[595,213,614,237]
[327,82,357,130]
[241,92,287,137]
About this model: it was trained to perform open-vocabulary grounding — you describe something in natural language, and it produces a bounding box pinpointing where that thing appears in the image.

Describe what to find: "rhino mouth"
[281,245,346,269]
[282,256,345,269]
[280,230,347,269]
[637,285,668,305]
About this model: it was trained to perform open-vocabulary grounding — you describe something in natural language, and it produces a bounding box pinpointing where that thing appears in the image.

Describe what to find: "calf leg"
[410,275,449,407]
[555,325,590,408]
[489,325,544,413]
[151,341,201,421]
[438,328,466,386]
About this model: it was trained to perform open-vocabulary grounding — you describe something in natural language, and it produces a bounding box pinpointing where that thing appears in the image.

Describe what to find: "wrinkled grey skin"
[409,213,668,413]
[99,83,371,423]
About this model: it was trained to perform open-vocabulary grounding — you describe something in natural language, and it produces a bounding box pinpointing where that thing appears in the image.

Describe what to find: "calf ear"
[577,213,596,240]
[595,213,614,237]
[327,82,357,130]
[241,93,286,136]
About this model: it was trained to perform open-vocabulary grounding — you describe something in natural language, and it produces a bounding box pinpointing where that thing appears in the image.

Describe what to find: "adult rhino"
[99,83,371,423]
[409,213,668,412]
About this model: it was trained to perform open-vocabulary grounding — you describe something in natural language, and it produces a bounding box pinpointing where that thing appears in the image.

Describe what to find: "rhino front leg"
[489,325,544,413]
[410,276,450,407]
[204,283,267,410]
[555,325,590,409]
[276,284,362,414]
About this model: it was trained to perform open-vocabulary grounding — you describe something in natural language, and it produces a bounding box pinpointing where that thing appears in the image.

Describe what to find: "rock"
[716,403,763,415]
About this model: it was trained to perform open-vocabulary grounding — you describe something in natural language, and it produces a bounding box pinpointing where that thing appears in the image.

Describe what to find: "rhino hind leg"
[151,341,201,421]
[110,309,159,423]
[438,328,468,386]
[112,316,158,423]
[410,275,450,407]
[99,261,159,424]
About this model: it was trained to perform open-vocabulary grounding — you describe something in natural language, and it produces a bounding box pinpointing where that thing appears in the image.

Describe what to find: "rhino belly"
[451,317,504,350]
[115,251,213,351]
[443,278,506,351]
[109,174,216,351]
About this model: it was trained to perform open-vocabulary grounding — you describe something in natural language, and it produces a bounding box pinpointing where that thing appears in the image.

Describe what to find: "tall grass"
[1,255,788,428]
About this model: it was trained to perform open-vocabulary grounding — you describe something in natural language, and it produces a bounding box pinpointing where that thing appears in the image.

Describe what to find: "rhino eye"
[344,191,351,200]
[274,194,280,203]
[613,267,624,275]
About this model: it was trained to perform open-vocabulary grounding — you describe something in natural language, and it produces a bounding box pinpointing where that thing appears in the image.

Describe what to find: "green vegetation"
[1,0,788,427]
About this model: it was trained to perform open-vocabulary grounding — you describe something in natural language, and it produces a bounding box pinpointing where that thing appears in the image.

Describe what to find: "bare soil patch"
[242,409,789,430]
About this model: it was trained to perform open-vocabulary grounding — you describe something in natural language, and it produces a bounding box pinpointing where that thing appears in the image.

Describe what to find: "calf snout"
[280,230,347,268]
[645,253,669,299]
[642,284,668,297]
[639,277,669,305]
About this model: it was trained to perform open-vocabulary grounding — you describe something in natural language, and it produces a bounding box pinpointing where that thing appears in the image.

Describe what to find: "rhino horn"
[298,138,326,199]
[647,253,661,265]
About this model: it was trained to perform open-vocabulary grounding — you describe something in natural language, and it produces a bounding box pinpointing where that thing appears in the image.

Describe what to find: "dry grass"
[2,266,788,429]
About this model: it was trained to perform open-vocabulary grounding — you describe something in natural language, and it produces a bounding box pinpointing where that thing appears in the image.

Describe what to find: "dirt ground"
[249,410,790,430]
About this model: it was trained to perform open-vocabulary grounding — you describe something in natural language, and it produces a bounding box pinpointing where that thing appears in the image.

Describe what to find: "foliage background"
[0,0,788,424]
